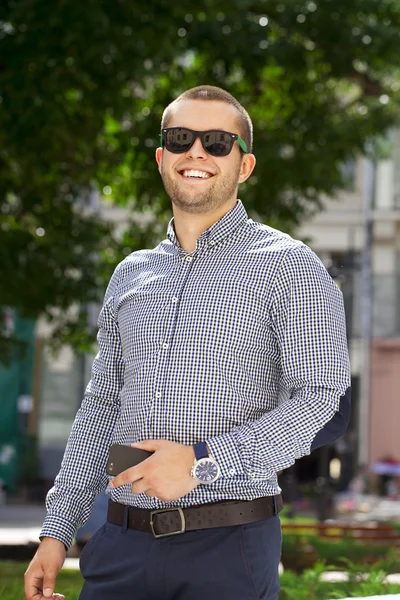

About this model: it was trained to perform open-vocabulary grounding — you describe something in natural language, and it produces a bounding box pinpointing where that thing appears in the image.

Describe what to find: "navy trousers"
[78,512,281,600]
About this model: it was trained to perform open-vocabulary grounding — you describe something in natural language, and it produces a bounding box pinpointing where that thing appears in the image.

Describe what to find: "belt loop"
[122,505,129,533]
[273,495,277,515]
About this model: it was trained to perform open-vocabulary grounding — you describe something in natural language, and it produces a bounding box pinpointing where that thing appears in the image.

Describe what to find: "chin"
[172,197,213,214]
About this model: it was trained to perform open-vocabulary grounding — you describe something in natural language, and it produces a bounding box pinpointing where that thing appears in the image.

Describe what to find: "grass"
[0,561,84,600]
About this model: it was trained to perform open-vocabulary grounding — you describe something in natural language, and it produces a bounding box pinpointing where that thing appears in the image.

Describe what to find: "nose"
[186,135,207,159]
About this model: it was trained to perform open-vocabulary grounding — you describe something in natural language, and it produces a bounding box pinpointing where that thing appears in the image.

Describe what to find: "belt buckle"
[150,507,186,539]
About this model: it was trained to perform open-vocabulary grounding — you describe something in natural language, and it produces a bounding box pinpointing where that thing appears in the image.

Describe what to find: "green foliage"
[280,558,400,599]
[1,0,400,359]
[280,560,329,599]
[282,533,395,571]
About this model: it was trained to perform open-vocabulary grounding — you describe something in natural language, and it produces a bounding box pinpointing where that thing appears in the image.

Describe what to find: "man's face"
[155,100,255,215]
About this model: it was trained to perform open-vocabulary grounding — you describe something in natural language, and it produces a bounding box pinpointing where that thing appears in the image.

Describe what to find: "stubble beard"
[161,162,242,215]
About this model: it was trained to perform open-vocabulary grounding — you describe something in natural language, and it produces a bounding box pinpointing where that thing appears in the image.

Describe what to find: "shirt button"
[185,256,193,262]
[162,343,169,350]
[171,297,178,303]
[229,468,236,476]
[250,472,257,479]
[155,392,162,398]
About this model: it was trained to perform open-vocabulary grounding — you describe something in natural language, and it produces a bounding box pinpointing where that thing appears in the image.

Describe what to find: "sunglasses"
[159,127,248,157]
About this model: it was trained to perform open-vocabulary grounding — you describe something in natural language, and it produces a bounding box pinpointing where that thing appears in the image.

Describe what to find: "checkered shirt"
[40,200,351,548]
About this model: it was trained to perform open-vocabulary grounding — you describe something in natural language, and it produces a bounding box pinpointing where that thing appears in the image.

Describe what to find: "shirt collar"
[166,200,248,250]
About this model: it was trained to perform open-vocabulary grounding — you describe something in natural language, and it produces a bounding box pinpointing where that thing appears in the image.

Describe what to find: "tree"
[1,0,400,359]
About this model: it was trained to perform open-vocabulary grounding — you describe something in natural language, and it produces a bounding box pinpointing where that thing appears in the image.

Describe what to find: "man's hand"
[24,537,66,600]
[110,440,198,502]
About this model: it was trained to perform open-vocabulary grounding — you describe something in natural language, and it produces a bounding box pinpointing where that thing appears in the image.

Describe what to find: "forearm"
[40,395,119,549]
[40,269,124,549]
[207,385,350,481]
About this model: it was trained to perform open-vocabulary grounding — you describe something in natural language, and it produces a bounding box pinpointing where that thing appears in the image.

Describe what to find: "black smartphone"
[106,443,153,476]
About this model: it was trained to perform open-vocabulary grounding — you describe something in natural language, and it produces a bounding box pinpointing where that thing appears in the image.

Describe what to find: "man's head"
[161,86,253,154]
[155,85,256,216]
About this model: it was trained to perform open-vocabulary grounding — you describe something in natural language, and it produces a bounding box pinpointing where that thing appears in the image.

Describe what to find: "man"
[25,85,351,600]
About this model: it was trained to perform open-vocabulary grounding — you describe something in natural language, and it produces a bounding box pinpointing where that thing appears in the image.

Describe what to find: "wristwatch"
[191,441,221,484]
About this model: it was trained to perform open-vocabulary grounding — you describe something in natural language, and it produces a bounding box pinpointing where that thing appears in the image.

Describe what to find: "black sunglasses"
[159,127,248,157]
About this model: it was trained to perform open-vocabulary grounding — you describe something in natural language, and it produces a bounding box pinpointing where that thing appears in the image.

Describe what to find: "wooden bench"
[281,522,400,546]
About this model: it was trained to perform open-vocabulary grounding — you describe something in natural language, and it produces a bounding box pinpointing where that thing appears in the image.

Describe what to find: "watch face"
[194,459,220,483]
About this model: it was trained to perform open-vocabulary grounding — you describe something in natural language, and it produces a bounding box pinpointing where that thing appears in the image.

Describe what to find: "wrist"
[40,536,67,552]
[191,442,221,484]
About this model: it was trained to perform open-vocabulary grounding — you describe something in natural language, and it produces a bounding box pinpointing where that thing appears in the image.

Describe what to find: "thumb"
[43,571,57,598]
[131,440,157,451]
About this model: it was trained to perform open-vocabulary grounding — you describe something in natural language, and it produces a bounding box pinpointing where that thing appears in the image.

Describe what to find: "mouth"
[178,168,215,181]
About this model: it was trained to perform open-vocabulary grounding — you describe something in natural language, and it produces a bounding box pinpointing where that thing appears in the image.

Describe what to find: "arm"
[310,386,351,451]
[206,245,351,480]
[39,264,125,550]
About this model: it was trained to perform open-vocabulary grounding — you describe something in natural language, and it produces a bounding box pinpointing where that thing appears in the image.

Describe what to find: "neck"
[172,199,237,253]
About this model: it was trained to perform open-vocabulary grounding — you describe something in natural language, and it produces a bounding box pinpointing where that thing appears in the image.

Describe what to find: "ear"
[155,147,163,173]
[238,153,256,184]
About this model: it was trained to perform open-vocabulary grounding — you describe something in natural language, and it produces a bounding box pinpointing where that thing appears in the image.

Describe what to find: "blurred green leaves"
[1,0,400,358]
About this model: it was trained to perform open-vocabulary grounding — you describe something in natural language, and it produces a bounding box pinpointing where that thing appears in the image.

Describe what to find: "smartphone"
[106,443,153,476]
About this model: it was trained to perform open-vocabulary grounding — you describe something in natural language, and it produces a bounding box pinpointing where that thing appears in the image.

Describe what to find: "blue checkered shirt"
[40,200,351,548]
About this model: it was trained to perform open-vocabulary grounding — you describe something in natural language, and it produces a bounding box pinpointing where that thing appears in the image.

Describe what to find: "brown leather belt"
[107,495,283,539]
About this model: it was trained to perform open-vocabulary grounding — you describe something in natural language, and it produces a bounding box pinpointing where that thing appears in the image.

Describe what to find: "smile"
[179,169,214,179]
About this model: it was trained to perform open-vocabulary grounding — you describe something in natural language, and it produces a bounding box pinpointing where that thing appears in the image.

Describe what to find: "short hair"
[161,85,253,153]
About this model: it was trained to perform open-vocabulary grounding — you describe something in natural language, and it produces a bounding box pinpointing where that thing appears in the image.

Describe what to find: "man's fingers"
[24,573,64,600]
[24,570,44,600]
[131,479,158,498]
[110,464,142,488]
[145,489,158,498]
[131,439,159,452]
[42,573,57,598]
[131,477,151,495]
[131,478,158,497]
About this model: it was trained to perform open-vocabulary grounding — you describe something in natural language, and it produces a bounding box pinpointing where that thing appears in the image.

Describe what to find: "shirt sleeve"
[206,244,351,481]
[39,265,125,549]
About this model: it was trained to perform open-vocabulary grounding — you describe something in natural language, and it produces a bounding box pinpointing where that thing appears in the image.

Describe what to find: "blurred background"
[1,0,400,548]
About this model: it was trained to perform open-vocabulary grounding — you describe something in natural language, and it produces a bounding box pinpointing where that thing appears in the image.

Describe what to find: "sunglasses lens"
[165,128,194,153]
[163,128,236,156]
[203,131,233,156]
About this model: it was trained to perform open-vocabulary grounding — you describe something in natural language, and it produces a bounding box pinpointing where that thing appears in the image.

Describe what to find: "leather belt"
[107,495,283,539]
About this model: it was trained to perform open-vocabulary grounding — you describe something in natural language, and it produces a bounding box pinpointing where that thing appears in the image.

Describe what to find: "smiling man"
[25,86,351,600]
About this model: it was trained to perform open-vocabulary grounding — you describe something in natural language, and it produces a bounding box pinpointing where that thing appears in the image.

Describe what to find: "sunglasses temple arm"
[237,136,248,153]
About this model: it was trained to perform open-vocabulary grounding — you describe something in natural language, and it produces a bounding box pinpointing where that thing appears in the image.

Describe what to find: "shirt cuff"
[206,432,245,479]
[40,514,77,551]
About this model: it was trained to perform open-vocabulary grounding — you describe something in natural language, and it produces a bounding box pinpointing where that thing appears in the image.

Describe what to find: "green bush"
[282,533,396,572]
[280,559,400,599]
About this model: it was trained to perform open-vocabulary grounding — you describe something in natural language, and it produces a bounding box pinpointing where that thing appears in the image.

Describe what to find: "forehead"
[167,99,241,134]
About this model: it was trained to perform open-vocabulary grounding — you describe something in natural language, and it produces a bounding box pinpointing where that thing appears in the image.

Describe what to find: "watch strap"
[193,441,209,460]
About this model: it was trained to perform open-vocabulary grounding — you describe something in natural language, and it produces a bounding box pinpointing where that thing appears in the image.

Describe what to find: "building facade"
[297,128,400,474]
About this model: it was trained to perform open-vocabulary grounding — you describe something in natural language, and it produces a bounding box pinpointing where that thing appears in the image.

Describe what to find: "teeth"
[182,169,211,179]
